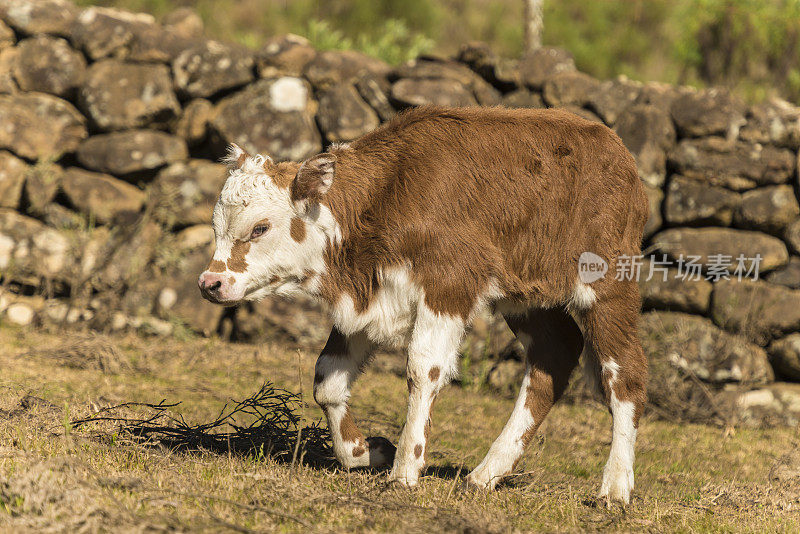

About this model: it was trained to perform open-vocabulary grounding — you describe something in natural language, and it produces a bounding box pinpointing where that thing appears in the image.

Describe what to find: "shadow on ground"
[71,381,339,468]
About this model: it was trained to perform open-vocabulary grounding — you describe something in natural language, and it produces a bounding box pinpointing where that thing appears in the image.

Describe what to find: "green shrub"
[306,18,434,65]
[674,0,800,102]
[75,0,800,104]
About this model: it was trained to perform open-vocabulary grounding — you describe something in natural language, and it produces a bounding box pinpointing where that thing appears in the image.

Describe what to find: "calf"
[199,106,648,504]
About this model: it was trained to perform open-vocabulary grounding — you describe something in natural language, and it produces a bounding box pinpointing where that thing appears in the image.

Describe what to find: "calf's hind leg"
[467,307,583,489]
[579,281,648,505]
[313,328,395,469]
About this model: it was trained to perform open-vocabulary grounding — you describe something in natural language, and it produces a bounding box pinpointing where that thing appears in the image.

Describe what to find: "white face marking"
[199,149,336,304]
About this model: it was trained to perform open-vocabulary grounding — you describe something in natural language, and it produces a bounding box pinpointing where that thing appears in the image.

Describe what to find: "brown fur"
[579,281,648,426]
[227,240,250,273]
[339,406,363,444]
[298,106,648,481]
[207,259,226,273]
[302,106,649,471]
[290,217,306,243]
[310,106,648,321]
[414,444,423,459]
[428,367,440,382]
[265,160,300,189]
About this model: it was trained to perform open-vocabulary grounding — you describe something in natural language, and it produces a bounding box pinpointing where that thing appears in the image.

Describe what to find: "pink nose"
[198,273,227,301]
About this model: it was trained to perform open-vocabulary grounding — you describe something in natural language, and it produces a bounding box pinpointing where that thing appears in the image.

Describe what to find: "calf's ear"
[223,143,251,169]
[291,153,336,209]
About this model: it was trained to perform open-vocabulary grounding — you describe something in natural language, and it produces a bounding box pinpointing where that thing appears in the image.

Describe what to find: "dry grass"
[0,323,798,533]
[25,334,131,373]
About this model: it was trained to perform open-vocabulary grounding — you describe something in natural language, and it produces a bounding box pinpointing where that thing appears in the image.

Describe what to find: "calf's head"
[198,144,338,305]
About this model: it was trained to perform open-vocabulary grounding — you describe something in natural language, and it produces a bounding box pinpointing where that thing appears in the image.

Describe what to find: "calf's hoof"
[386,471,419,488]
[597,465,634,506]
[465,469,501,491]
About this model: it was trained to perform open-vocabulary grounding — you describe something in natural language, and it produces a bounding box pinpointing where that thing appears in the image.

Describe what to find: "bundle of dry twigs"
[71,382,334,467]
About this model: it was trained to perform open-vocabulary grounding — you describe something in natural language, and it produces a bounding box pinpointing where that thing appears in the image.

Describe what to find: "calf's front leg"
[389,304,464,487]
[313,327,395,469]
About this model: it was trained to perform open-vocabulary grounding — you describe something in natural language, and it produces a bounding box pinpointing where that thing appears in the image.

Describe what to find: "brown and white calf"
[199,106,648,503]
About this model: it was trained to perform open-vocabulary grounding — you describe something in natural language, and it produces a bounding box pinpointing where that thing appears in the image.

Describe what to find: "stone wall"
[1,1,799,426]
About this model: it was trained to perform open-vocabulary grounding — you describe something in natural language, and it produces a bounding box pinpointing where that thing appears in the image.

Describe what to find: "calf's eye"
[250,224,270,239]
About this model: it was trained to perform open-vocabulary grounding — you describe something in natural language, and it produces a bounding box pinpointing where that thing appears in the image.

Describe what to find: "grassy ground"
[0,323,798,532]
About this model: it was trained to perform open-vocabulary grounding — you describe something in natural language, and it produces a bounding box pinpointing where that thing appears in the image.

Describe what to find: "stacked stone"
[1,0,799,426]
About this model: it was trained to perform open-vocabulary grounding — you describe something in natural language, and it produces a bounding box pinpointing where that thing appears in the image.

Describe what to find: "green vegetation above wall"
[75,0,800,105]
